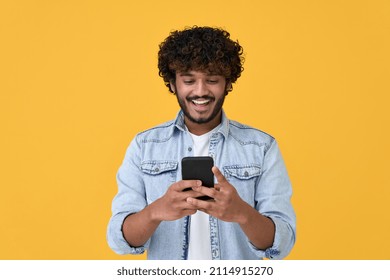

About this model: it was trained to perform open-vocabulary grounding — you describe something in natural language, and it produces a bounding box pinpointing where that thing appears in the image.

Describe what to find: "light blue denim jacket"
[107,110,296,260]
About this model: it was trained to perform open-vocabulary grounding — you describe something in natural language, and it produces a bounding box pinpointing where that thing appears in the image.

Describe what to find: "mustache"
[186,95,215,102]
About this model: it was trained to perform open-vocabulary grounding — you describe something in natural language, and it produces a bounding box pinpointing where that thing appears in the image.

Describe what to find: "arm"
[187,141,296,258]
[107,136,204,254]
[187,166,275,250]
[122,180,202,247]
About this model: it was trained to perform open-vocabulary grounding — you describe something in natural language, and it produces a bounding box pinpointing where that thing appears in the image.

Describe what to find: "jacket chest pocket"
[141,160,178,203]
[223,165,262,206]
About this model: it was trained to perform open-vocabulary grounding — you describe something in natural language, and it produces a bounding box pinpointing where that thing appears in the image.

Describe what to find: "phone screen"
[181,156,214,200]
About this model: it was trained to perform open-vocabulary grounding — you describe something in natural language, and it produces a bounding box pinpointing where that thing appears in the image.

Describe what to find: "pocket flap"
[223,165,262,179]
[141,160,178,175]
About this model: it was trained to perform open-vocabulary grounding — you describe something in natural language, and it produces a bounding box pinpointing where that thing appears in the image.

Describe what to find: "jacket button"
[244,171,249,177]
[154,168,159,172]
[188,147,192,152]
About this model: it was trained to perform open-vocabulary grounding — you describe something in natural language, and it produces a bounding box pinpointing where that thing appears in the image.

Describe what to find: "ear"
[169,81,176,94]
[226,81,233,93]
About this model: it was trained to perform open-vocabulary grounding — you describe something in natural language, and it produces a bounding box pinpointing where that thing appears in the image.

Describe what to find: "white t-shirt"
[187,129,214,260]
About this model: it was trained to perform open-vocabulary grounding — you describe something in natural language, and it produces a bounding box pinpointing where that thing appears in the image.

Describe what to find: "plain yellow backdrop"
[1,0,389,260]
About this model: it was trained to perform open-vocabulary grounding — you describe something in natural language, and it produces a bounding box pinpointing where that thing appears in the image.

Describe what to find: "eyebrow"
[178,72,220,77]
[178,72,194,77]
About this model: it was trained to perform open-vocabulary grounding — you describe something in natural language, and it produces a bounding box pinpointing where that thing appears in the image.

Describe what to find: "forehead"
[176,70,223,77]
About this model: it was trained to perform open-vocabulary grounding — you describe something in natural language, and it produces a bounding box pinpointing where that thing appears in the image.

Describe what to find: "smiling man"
[107,26,296,260]
[173,71,227,134]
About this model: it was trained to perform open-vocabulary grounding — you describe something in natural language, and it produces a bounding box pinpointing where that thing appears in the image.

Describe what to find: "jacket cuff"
[247,216,295,260]
[107,212,149,255]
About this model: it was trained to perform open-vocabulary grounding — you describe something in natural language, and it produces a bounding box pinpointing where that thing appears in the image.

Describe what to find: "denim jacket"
[107,110,296,260]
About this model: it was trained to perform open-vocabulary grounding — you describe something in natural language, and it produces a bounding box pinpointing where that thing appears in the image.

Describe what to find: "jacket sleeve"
[106,136,151,255]
[250,139,296,259]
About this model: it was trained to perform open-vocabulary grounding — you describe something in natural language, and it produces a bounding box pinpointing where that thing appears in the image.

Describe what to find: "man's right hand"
[150,180,203,221]
[122,180,203,247]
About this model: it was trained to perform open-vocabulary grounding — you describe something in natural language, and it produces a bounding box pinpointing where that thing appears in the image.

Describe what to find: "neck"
[185,112,222,136]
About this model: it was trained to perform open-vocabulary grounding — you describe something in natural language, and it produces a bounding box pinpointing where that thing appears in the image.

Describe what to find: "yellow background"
[1,0,389,260]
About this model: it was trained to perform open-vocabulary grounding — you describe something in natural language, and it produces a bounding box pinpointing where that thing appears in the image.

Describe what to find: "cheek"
[214,89,227,100]
[176,92,188,103]
[176,94,189,108]
[212,84,227,96]
[175,85,189,96]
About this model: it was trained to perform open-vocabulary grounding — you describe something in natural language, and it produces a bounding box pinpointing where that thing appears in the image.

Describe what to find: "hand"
[187,166,250,224]
[150,180,204,221]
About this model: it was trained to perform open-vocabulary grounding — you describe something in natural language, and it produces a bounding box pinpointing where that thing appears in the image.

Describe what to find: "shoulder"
[135,119,176,143]
[228,119,275,151]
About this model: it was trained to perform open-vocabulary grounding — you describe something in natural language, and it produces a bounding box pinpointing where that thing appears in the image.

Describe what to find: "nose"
[193,80,208,96]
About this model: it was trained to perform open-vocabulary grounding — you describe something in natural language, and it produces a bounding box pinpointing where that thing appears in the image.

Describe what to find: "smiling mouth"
[188,96,215,106]
[192,99,211,105]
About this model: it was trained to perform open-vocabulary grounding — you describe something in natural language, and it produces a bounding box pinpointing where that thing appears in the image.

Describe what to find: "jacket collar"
[174,110,229,139]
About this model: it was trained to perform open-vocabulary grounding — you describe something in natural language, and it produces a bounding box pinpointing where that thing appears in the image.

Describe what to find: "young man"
[107,26,296,260]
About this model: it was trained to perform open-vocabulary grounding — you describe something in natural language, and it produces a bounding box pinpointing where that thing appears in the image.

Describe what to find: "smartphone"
[181,156,214,200]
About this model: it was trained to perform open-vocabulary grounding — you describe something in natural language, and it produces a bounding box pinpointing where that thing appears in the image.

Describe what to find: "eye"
[183,80,195,85]
[207,80,218,84]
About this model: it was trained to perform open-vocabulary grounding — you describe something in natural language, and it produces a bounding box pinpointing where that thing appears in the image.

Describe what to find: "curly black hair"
[158,26,244,92]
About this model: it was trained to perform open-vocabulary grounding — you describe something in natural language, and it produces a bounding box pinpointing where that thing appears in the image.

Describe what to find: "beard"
[176,93,226,124]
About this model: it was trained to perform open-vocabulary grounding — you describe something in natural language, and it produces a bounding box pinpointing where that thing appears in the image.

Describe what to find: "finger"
[212,166,227,184]
[177,200,200,211]
[192,185,219,200]
[182,189,207,200]
[173,180,202,191]
[187,189,212,199]
[186,197,214,211]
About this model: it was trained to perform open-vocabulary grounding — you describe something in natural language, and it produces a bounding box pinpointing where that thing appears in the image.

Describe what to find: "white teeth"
[192,99,210,105]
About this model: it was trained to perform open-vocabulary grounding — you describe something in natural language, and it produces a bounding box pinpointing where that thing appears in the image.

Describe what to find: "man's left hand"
[187,166,250,224]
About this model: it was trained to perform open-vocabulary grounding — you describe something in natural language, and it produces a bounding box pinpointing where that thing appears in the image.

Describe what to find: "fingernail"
[197,181,202,186]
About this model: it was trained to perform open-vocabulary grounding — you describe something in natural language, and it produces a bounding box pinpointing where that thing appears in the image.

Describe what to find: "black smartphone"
[181,156,214,200]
